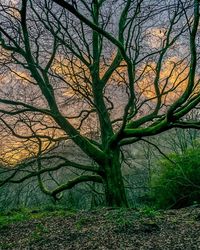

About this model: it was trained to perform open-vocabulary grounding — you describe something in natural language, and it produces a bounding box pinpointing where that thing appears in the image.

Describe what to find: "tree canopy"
[0,0,200,207]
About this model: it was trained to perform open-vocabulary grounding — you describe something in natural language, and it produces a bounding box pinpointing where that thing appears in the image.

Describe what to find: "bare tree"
[0,0,199,207]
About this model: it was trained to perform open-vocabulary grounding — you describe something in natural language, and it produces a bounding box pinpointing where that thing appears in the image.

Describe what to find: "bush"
[151,146,200,209]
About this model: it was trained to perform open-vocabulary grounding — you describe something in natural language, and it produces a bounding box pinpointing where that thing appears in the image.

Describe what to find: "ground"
[0,206,200,249]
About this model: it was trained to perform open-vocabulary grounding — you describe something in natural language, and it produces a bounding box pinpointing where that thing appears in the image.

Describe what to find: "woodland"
[0,0,200,249]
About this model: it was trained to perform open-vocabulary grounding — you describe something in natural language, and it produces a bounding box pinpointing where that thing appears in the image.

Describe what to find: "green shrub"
[151,147,200,209]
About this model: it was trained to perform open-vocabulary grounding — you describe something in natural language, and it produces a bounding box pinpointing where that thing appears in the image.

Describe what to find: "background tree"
[0,0,200,207]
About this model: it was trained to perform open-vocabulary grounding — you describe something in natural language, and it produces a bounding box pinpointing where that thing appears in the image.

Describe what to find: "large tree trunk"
[103,149,128,208]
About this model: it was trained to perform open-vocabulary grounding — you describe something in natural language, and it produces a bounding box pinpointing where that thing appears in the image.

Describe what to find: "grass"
[139,206,161,218]
[75,217,92,230]
[30,223,50,243]
[0,205,199,249]
[0,205,161,232]
[0,205,77,230]
[0,210,29,229]
[104,206,160,224]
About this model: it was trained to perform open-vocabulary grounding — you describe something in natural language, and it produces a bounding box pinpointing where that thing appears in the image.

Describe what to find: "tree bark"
[103,149,128,208]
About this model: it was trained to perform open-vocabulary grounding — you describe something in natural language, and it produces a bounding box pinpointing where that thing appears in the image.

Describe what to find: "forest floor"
[0,205,200,249]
